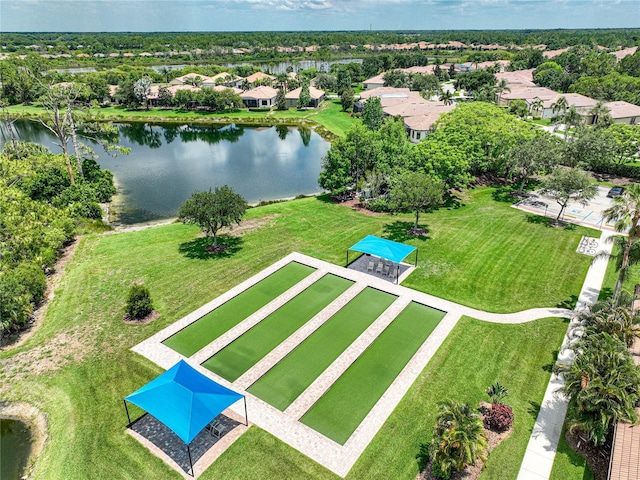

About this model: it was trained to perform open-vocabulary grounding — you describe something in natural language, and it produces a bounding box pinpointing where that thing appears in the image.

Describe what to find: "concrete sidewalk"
[517,230,616,480]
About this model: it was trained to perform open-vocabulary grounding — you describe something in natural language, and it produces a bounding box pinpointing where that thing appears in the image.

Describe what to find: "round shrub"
[484,403,514,432]
[126,284,153,320]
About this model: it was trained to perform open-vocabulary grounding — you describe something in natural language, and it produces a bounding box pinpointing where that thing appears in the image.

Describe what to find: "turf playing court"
[133,252,455,477]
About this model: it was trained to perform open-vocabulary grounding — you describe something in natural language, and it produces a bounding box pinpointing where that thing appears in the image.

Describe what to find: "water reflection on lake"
[2,120,329,225]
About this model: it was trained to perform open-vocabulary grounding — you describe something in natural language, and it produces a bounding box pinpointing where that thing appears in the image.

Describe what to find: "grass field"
[247,287,397,411]
[1,188,590,479]
[201,274,354,382]
[5,98,358,138]
[163,262,315,356]
[300,302,445,445]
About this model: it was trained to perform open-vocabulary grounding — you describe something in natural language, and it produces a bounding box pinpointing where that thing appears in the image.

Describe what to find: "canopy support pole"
[346,250,349,267]
[415,248,418,267]
[124,400,131,427]
[244,397,249,426]
[187,444,194,477]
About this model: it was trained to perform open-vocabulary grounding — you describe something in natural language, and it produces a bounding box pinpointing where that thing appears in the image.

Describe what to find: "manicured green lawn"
[163,261,315,356]
[247,287,397,411]
[202,274,353,382]
[301,302,445,444]
[1,188,587,479]
[550,425,595,480]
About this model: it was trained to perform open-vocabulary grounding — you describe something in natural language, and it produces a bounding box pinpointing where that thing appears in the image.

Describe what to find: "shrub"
[126,284,153,320]
[0,271,32,332]
[483,403,514,432]
[486,381,509,404]
[366,197,393,212]
[55,183,103,219]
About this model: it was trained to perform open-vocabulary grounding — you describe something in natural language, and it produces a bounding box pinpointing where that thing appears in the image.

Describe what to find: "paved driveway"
[514,185,620,232]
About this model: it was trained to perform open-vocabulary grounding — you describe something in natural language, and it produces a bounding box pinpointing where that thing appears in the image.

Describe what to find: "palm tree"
[556,332,640,446]
[530,98,544,118]
[495,78,510,104]
[604,184,640,299]
[560,106,584,140]
[440,89,454,106]
[430,401,488,477]
[590,100,613,127]
[576,296,640,348]
[551,95,569,117]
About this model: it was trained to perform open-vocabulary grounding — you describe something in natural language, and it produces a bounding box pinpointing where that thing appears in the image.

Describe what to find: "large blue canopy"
[349,235,417,264]
[125,360,243,444]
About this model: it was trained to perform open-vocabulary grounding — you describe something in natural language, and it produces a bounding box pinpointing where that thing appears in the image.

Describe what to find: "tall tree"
[178,185,247,249]
[589,100,612,127]
[439,90,454,106]
[362,96,383,131]
[508,134,562,194]
[603,184,640,299]
[340,87,354,112]
[495,78,510,104]
[530,98,544,118]
[133,76,152,110]
[390,171,444,230]
[275,88,287,111]
[551,95,568,117]
[540,168,597,222]
[298,81,311,109]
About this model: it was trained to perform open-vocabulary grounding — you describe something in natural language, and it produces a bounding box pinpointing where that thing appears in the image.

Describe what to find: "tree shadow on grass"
[443,192,464,210]
[542,349,560,373]
[178,234,243,260]
[415,442,431,471]
[557,294,579,310]
[492,184,522,204]
[525,214,553,227]
[383,220,431,243]
[528,401,541,420]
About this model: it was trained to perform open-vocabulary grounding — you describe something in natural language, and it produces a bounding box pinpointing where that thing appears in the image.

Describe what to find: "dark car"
[607,186,625,198]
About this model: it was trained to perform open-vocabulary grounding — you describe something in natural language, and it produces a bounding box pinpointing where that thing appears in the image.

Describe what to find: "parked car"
[607,186,625,198]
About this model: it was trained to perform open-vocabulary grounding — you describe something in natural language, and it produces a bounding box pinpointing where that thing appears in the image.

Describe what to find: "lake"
[2,120,330,225]
[0,418,32,480]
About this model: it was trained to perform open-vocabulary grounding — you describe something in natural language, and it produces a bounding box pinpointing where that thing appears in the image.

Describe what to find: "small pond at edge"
[0,418,33,480]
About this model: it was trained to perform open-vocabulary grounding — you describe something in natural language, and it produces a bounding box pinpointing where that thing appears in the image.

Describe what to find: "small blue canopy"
[125,360,243,444]
[349,235,417,264]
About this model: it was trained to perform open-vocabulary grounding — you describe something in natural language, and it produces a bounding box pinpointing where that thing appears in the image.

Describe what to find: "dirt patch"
[0,325,98,391]
[407,227,428,237]
[105,218,177,234]
[0,401,48,479]
[0,239,80,351]
[591,173,636,186]
[123,310,160,325]
[336,198,386,216]
[193,214,281,238]
[564,427,612,480]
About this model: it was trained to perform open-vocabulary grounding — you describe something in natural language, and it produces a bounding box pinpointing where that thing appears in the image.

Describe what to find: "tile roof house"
[495,69,536,88]
[245,72,276,86]
[240,85,279,108]
[285,86,325,108]
[499,86,560,118]
[381,99,455,142]
[362,73,387,90]
[603,101,640,125]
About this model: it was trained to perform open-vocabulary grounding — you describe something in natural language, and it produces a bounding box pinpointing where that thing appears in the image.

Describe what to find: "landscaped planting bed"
[247,287,397,410]
[300,301,446,444]
[201,274,354,382]
[163,262,315,356]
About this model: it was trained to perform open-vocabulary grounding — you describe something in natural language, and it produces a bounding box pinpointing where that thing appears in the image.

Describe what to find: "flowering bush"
[483,403,514,432]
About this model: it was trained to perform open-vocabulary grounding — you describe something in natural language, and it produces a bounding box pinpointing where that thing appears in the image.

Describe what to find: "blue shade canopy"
[125,360,243,444]
[349,235,417,264]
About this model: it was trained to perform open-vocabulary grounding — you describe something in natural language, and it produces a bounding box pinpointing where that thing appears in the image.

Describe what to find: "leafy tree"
[340,87,354,112]
[178,185,247,248]
[509,99,529,118]
[362,96,383,131]
[508,134,562,193]
[383,69,409,88]
[589,101,613,127]
[556,332,640,446]
[298,81,311,109]
[539,168,597,222]
[454,69,496,95]
[551,96,569,117]
[390,171,444,230]
[275,88,287,111]
[336,68,352,95]
[126,284,153,319]
[133,76,152,110]
[603,184,640,299]
[439,90,454,106]
[411,138,472,189]
[608,124,640,165]
[564,127,616,171]
[156,86,173,107]
[555,105,584,141]
[314,73,336,92]
[411,74,440,97]
[430,401,488,479]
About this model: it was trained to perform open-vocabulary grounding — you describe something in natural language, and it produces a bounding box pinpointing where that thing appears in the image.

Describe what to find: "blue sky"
[1,0,638,32]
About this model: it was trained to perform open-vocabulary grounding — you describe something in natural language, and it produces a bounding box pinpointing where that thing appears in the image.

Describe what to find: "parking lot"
[514,185,620,232]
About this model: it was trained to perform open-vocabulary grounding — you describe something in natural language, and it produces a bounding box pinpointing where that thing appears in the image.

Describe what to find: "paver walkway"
[133,251,577,477]
[517,230,615,480]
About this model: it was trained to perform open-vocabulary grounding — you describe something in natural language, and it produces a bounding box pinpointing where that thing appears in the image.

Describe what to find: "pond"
[2,120,330,225]
[0,418,33,480]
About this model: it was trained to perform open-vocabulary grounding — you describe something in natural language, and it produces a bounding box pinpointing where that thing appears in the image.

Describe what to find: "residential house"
[245,72,276,87]
[603,101,640,125]
[240,85,279,108]
[382,99,455,142]
[495,69,535,88]
[499,86,559,118]
[362,73,386,90]
[285,86,325,108]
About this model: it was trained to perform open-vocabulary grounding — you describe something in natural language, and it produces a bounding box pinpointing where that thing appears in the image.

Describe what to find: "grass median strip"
[163,261,315,356]
[300,301,446,445]
[202,274,354,382]
[247,287,397,411]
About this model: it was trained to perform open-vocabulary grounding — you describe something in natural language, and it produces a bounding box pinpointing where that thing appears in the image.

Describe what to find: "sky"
[1,0,638,32]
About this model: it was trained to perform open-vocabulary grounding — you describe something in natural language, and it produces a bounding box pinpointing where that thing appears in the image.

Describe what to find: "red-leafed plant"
[483,403,514,432]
